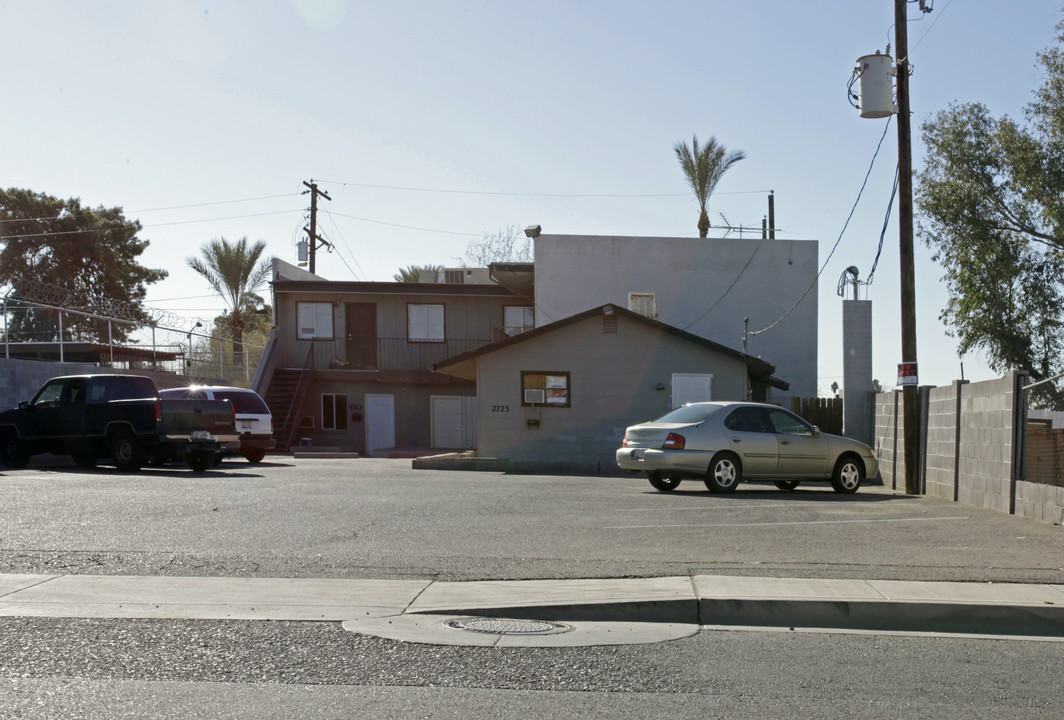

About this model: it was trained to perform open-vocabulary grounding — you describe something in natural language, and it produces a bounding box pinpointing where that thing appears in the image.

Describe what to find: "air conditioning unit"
[524,389,546,404]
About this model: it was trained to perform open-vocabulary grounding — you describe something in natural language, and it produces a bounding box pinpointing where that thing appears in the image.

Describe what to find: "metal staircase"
[264,347,314,452]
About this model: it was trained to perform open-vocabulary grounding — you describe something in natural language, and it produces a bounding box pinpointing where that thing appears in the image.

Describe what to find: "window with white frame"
[408,303,445,342]
[297,302,334,339]
[321,393,348,430]
[504,306,534,336]
[628,292,656,319]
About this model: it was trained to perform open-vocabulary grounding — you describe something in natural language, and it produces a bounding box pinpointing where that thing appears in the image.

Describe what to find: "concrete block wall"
[873,391,903,491]
[1014,480,1064,526]
[954,375,1018,514]
[924,382,962,501]
[0,358,108,410]
[872,372,1064,524]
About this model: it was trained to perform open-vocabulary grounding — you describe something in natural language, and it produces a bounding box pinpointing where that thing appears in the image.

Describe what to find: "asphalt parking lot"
[1,456,1061,585]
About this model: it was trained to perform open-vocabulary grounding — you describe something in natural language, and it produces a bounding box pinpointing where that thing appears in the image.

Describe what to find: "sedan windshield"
[650,404,719,424]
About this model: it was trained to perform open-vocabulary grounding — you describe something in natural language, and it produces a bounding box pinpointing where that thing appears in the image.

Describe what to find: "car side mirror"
[18,401,30,410]
[812,425,821,437]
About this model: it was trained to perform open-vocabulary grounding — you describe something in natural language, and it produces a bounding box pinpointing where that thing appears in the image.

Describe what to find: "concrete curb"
[2,573,1063,647]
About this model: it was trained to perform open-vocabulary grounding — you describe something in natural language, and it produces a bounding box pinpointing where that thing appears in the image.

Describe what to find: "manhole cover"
[441,617,573,636]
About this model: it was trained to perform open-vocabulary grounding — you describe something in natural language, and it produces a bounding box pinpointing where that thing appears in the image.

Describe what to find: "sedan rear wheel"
[705,453,741,493]
[831,456,864,494]
[647,472,682,492]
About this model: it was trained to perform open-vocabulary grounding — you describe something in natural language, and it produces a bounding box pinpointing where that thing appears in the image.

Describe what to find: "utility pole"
[303,180,332,274]
[768,191,775,240]
[895,0,920,494]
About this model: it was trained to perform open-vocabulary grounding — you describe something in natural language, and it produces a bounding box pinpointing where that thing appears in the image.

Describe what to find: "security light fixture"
[524,224,541,238]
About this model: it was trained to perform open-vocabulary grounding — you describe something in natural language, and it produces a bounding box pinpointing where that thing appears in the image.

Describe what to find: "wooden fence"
[790,397,843,436]
[1025,420,1064,487]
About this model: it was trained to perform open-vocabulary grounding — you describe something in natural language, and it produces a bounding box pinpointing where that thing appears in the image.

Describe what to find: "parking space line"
[617,504,796,512]
[604,515,970,529]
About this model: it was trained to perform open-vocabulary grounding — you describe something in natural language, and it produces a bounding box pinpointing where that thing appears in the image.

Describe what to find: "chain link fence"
[1,283,266,387]
[1025,409,1064,488]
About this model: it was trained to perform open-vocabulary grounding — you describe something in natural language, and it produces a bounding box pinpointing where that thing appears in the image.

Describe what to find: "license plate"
[631,449,645,460]
[240,421,253,429]
[191,430,213,441]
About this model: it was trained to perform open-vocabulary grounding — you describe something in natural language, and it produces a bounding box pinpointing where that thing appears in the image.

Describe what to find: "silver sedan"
[616,401,879,494]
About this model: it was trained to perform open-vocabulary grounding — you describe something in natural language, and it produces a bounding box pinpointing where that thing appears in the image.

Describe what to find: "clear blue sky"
[3,0,1061,394]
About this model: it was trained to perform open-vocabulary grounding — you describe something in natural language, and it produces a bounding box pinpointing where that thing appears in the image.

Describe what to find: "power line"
[314,179,772,199]
[0,208,304,241]
[749,116,894,339]
[682,239,765,331]
[320,207,368,281]
[0,193,302,225]
[326,211,483,237]
[128,193,303,213]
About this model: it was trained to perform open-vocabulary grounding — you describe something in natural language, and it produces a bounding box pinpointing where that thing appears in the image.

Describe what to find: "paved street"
[2,456,1064,718]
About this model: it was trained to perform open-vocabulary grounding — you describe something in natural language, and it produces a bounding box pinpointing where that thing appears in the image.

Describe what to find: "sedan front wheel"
[831,456,864,494]
[705,453,741,493]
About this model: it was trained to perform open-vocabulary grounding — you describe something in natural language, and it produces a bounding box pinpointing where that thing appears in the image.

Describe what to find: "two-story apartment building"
[256,229,816,462]
[253,260,528,455]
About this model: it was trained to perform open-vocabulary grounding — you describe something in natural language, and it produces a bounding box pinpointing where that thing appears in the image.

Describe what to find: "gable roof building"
[434,303,787,473]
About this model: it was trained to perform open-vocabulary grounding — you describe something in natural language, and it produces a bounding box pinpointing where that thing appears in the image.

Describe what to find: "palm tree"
[187,236,272,368]
[674,135,747,238]
[394,264,443,282]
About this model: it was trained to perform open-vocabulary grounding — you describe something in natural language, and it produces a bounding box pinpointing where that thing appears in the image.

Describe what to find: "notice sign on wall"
[897,362,919,386]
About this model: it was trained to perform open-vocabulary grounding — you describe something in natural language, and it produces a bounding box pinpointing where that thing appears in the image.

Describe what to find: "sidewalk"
[2,573,1063,647]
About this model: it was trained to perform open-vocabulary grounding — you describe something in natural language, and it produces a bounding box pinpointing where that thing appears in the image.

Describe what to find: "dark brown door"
[345,303,377,369]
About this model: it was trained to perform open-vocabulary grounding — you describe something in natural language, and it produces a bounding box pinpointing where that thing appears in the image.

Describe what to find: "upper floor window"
[408,303,445,342]
[297,302,334,339]
[628,292,656,319]
[504,306,534,336]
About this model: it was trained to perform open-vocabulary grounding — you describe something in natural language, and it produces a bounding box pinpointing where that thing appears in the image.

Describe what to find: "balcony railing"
[305,337,492,371]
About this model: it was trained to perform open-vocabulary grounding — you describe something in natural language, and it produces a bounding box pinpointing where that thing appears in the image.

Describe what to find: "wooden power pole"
[895,0,920,494]
[303,180,331,274]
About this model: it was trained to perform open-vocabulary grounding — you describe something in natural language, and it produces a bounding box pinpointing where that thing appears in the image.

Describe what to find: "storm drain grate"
[441,616,573,636]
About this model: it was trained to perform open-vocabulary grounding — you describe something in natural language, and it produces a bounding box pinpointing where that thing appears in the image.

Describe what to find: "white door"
[672,373,713,408]
[365,394,395,457]
[431,396,463,449]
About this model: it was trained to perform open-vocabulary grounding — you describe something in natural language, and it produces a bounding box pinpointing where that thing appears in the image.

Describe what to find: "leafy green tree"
[394,264,443,282]
[0,188,166,343]
[674,135,747,237]
[187,236,272,368]
[917,18,1064,403]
